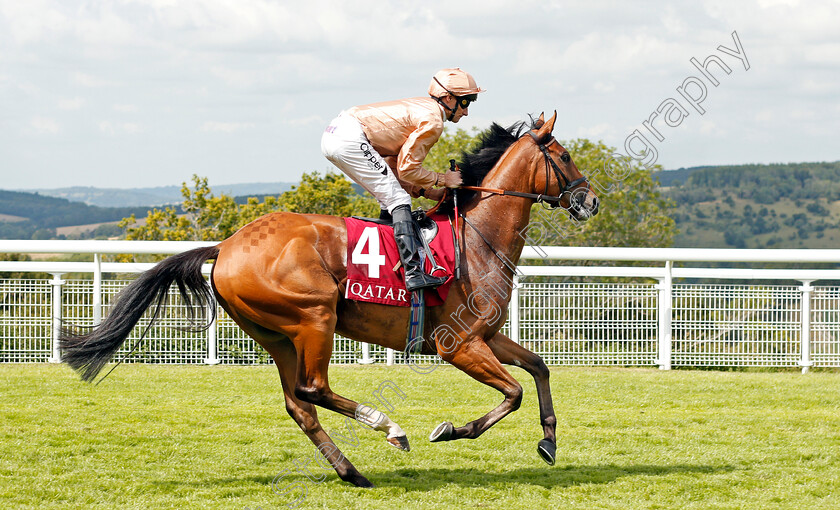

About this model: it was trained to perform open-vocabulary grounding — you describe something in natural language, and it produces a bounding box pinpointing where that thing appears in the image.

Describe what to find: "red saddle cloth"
[344,214,456,307]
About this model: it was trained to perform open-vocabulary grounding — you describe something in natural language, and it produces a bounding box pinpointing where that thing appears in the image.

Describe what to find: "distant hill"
[660,161,840,248]
[0,189,152,240]
[0,190,152,226]
[19,182,296,207]
[0,182,302,240]
[654,166,708,187]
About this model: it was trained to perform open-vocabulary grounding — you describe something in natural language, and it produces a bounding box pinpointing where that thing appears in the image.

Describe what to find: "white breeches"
[321,113,412,213]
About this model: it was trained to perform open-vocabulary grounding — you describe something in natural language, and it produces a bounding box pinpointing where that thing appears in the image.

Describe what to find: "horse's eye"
[561,153,571,163]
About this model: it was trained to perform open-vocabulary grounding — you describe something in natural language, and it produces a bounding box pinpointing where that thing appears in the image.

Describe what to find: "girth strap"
[405,289,425,360]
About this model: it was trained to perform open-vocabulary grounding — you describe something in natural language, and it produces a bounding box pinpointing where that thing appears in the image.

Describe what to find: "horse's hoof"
[429,421,455,442]
[344,473,374,488]
[537,439,556,466]
[387,435,410,451]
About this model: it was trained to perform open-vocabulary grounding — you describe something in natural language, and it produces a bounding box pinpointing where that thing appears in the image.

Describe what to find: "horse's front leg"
[429,335,523,442]
[485,331,557,465]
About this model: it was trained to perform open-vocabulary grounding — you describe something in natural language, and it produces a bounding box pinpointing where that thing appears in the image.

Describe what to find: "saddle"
[351,210,439,245]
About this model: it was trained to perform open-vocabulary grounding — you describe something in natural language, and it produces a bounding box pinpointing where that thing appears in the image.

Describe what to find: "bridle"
[437,130,593,271]
[529,132,590,207]
[460,131,590,209]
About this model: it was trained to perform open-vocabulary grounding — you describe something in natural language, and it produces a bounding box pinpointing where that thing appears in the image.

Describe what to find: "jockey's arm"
[396,120,444,189]
[387,156,445,201]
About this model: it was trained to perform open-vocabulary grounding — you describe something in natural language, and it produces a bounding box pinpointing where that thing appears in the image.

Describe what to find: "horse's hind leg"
[229,317,373,487]
[430,336,523,442]
[291,320,410,451]
[263,336,375,488]
[486,331,558,465]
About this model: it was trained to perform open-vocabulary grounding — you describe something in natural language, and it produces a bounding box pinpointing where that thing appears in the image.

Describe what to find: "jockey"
[321,68,485,292]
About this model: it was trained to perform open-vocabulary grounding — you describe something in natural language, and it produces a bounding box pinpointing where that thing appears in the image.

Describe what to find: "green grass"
[1,365,839,509]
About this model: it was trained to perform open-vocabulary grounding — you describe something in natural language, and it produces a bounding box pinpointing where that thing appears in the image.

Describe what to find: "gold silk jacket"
[346,97,445,188]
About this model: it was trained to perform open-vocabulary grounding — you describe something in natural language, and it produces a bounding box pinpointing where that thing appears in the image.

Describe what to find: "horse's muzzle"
[564,188,599,221]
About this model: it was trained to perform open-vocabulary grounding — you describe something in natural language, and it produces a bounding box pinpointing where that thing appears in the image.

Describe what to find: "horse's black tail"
[60,245,220,383]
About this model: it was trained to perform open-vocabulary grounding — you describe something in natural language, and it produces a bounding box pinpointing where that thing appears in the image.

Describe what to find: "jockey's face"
[442,95,468,123]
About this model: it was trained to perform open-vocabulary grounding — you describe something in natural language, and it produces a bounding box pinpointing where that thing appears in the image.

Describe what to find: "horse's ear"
[535,110,557,141]
[533,112,546,129]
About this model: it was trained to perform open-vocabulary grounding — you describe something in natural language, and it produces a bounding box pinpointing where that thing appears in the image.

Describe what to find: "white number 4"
[352,226,386,278]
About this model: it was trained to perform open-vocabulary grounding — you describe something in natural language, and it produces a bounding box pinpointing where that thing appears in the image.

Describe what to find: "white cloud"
[99,121,142,136]
[0,0,70,45]
[594,82,616,93]
[73,72,115,88]
[283,116,324,127]
[515,31,679,77]
[660,6,689,35]
[756,0,801,6]
[754,110,774,123]
[209,65,275,89]
[1,0,839,188]
[789,109,817,121]
[28,116,61,134]
[58,97,84,110]
[576,123,614,140]
[805,43,840,66]
[113,104,138,113]
[699,119,720,135]
[201,121,255,133]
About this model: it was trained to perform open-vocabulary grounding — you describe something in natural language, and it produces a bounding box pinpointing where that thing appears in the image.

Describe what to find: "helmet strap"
[432,76,460,121]
[433,96,458,121]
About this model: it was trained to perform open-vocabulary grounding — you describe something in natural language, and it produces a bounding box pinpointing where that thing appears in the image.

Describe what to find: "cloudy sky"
[1,0,838,190]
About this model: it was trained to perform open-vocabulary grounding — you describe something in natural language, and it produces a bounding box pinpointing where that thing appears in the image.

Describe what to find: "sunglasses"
[455,94,477,109]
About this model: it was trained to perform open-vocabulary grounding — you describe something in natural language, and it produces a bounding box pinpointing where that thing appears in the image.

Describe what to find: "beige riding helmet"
[428,68,485,99]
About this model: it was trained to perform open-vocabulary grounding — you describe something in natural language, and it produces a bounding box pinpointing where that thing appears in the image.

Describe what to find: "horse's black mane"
[437,120,531,214]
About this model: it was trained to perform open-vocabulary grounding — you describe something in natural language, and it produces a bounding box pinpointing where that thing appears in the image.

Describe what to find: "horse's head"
[527,111,599,221]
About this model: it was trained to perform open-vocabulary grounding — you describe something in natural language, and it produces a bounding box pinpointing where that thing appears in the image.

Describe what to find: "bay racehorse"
[60,111,599,487]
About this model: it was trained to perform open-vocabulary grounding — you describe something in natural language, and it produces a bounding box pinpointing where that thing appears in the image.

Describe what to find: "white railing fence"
[2,241,840,372]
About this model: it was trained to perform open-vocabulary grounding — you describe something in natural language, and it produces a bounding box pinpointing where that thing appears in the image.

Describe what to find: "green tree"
[273,171,379,218]
[119,175,239,242]
[528,138,676,248]
[119,172,379,243]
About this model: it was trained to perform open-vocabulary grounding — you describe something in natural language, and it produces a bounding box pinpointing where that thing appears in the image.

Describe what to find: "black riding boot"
[391,205,446,292]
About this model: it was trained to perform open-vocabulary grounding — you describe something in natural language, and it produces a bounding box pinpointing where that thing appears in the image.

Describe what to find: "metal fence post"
[48,273,65,363]
[656,261,673,370]
[510,274,521,344]
[799,280,814,374]
[359,343,374,364]
[204,309,220,365]
[93,253,102,325]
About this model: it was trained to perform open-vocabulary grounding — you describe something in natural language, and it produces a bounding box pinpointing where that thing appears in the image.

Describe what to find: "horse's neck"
[475,146,537,243]
[464,150,537,290]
